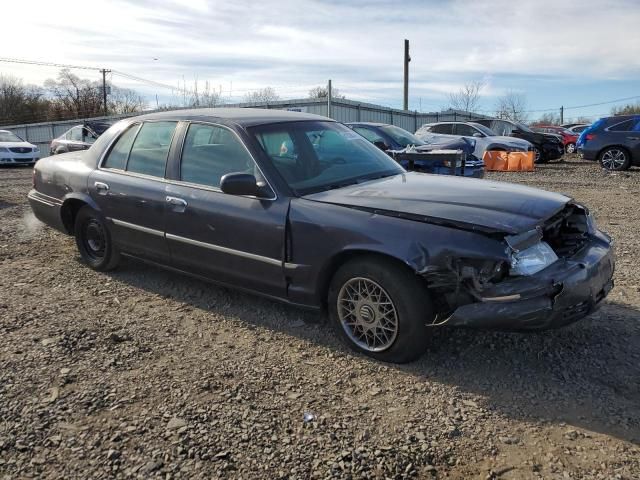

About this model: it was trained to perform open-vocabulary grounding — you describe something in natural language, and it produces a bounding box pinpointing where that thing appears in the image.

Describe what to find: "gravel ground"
[1,157,639,479]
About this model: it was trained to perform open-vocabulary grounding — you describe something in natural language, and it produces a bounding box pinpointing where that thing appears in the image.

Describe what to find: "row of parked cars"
[3,113,639,174]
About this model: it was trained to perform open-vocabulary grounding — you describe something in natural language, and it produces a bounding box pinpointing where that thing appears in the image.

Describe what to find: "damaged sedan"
[28,109,615,363]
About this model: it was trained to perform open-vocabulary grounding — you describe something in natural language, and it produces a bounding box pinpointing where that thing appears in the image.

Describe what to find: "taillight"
[585,134,596,141]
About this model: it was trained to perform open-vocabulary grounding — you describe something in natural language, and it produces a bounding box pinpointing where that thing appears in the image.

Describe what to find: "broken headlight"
[510,241,558,276]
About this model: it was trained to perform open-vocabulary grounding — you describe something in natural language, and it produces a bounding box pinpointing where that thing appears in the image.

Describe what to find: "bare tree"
[44,69,104,120]
[308,85,345,99]
[495,91,528,122]
[0,75,50,124]
[611,102,640,115]
[243,87,280,103]
[532,112,560,125]
[109,86,147,114]
[187,81,222,108]
[572,116,594,124]
[448,80,484,113]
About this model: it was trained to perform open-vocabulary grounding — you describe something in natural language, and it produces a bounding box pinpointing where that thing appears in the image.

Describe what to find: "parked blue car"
[347,122,485,178]
[577,115,640,170]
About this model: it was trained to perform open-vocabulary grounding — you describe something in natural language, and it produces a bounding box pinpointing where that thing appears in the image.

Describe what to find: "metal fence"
[1,98,488,151]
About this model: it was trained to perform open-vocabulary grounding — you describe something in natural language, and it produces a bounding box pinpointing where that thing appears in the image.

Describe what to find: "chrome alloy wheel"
[601,149,627,170]
[337,277,399,352]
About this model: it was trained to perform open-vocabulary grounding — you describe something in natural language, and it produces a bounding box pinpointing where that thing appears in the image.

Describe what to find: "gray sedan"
[28,109,614,363]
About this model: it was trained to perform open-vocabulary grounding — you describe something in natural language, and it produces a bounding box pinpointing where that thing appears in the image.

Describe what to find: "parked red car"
[532,125,579,154]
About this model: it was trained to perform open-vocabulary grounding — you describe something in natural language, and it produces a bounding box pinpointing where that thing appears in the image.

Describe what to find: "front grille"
[543,204,589,258]
[9,147,32,154]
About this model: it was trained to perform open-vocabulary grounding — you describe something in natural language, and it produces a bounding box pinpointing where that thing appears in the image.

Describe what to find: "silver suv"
[416,121,533,159]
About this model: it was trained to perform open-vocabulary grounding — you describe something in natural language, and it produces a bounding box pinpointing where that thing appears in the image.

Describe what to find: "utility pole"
[560,105,564,124]
[327,79,332,119]
[100,68,111,116]
[403,39,410,110]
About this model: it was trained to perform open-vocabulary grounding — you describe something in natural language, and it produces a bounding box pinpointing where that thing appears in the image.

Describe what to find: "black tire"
[599,147,630,171]
[74,205,120,271]
[328,256,433,363]
[533,146,548,164]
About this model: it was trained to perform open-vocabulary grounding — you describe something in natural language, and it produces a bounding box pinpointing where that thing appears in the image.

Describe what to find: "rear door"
[164,122,288,298]
[608,117,640,159]
[89,121,178,262]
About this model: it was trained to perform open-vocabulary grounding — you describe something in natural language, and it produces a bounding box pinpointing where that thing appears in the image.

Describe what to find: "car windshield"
[250,121,405,195]
[515,122,533,133]
[379,125,425,147]
[469,123,497,136]
[0,132,24,142]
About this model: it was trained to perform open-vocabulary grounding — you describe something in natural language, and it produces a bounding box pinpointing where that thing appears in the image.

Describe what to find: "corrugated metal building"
[0,98,488,151]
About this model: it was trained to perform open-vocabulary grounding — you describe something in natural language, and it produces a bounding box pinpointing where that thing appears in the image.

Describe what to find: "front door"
[164,122,288,298]
[89,121,178,262]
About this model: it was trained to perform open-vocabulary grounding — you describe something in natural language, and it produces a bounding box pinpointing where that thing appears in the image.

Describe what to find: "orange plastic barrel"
[483,151,534,171]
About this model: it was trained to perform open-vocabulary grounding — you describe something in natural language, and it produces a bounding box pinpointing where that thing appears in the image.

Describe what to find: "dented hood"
[303,172,570,234]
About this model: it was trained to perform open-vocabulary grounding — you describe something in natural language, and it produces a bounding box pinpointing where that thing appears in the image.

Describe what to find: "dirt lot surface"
[1,157,639,479]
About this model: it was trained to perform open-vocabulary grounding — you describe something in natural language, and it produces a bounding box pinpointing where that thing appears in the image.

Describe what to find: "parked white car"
[0,130,40,165]
[415,121,533,160]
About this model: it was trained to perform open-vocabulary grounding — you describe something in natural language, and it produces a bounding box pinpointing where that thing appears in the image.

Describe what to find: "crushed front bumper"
[441,231,615,331]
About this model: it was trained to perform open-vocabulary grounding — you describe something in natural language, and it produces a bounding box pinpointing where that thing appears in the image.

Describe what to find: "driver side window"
[180,123,256,188]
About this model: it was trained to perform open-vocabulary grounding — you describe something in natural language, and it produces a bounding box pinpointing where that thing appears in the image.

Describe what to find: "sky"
[2,0,639,122]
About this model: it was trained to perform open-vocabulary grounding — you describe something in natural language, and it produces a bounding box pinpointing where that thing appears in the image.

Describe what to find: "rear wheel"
[328,256,433,363]
[74,206,120,271]
[565,143,576,154]
[599,147,630,171]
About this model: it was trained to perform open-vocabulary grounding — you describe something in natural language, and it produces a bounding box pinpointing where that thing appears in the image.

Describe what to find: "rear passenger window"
[103,124,140,170]
[609,119,636,132]
[431,124,453,134]
[126,122,177,177]
[180,123,255,188]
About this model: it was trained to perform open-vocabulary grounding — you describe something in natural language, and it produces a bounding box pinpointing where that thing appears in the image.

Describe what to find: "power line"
[0,57,101,72]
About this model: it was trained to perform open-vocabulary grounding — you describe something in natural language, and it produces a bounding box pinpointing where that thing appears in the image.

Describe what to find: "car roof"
[603,114,639,121]
[132,108,332,127]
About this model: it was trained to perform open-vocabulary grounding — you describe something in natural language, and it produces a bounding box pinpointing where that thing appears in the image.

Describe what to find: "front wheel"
[533,146,548,164]
[328,256,433,363]
[74,206,120,271]
[565,143,576,154]
[599,147,630,171]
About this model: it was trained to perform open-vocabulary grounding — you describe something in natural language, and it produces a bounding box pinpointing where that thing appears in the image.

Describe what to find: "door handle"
[166,196,188,212]
[94,182,110,195]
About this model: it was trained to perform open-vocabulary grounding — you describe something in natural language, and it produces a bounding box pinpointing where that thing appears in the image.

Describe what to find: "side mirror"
[472,132,484,138]
[373,140,390,151]
[220,173,259,196]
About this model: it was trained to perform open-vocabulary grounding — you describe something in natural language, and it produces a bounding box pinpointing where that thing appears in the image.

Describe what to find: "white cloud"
[2,0,639,108]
